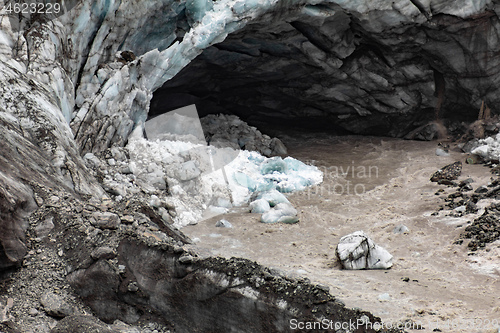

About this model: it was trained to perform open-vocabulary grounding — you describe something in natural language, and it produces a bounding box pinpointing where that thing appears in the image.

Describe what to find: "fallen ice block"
[249,199,270,213]
[276,175,311,193]
[336,231,393,270]
[261,203,298,224]
[252,189,290,207]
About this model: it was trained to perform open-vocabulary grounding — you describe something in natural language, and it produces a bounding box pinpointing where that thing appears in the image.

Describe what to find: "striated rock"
[336,231,393,270]
[90,247,117,260]
[91,212,120,230]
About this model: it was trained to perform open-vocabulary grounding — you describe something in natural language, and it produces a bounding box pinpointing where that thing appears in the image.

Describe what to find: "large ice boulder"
[261,203,298,224]
[249,199,271,214]
[336,231,393,270]
[471,133,500,161]
[251,189,290,207]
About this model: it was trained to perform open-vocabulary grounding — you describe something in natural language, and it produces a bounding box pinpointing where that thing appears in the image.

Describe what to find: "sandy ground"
[183,135,500,332]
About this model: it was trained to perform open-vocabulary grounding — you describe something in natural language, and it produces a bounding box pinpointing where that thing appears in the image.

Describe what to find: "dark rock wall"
[68,236,388,332]
[152,3,500,136]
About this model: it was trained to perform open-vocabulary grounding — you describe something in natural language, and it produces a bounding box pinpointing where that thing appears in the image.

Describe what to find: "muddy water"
[183,135,500,333]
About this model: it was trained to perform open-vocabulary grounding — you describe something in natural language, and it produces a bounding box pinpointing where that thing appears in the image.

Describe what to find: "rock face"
[336,231,393,270]
[152,0,500,137]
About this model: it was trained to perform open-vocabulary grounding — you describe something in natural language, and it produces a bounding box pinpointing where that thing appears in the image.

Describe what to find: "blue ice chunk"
[253,189,290,207]
[186,0,214,25]
[276,181,296,193]
[279,215,299,224]
[215,219,233,228]
[234,172,257,192]
[249,199,270,213]
[284,156,310,172]
[261,209,281,223]
[260,157,288,175]
[248,153,266,164]
[234,172,273,192]
[261,203,298,224]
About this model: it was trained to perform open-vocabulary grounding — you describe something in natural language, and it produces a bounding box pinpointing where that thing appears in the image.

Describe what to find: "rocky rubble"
[429,155,500,252]
[200,114,287,156]
[456,202,500,251]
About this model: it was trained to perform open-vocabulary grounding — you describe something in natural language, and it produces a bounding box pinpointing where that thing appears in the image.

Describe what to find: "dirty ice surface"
[183,134,500,333]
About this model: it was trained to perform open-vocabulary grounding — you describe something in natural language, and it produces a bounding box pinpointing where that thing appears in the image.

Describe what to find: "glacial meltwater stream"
[184,135,500,333]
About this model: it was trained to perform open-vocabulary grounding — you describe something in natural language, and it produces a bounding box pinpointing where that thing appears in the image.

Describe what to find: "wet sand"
[183,135,500,332]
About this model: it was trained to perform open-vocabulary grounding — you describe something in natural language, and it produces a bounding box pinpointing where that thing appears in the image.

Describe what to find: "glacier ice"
[336,231,393,270]
[251,189,290,207]
[249,199,270,214]
[145,105,206,143]
[127,112,322,227]
[261,203,298,224]
[471,133,500,161]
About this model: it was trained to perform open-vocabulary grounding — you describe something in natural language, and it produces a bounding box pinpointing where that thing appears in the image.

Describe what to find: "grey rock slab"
[215,219,233,228]
[40,292,74,318]
[35,216,55,239]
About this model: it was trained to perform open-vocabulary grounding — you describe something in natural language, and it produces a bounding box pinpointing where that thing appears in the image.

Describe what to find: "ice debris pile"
[201,114,287,156]
[249,190,298,224]
[336,231,393,270]
[471,134,500,161]
[85,116,322,228]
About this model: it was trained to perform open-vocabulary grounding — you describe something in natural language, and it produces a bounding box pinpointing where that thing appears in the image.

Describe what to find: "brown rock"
[430,161,462,182]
